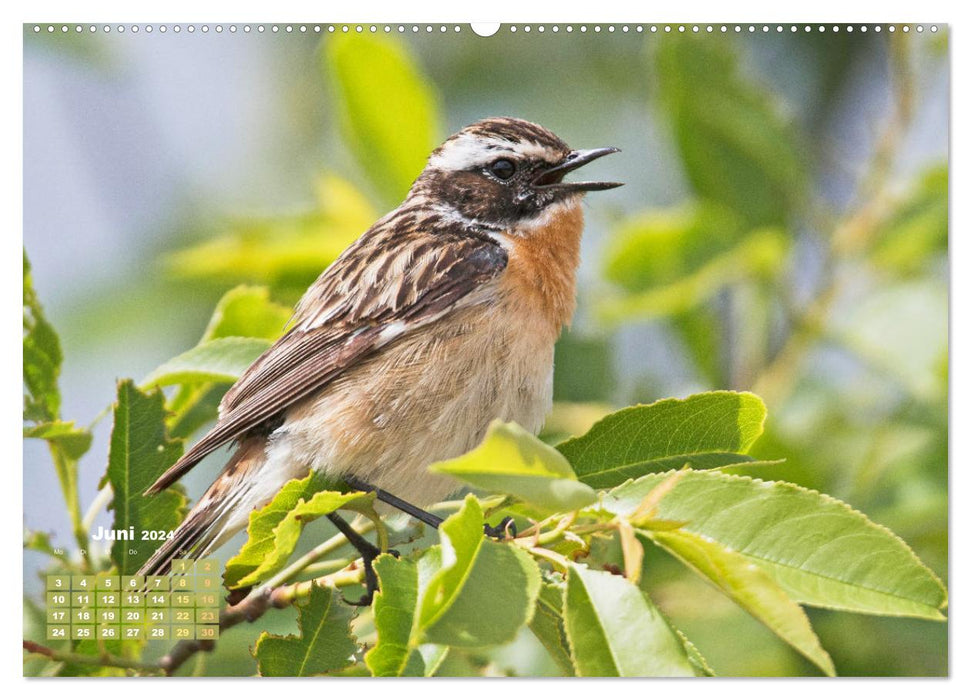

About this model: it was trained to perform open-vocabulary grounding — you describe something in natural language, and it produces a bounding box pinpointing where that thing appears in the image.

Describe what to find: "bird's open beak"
[532,147,623,192]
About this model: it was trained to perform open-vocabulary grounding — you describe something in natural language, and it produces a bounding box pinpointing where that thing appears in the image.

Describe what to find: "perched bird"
[139,117,621,595]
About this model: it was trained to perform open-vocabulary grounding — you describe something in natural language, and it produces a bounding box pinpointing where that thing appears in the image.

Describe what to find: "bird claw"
[483,516,517,540]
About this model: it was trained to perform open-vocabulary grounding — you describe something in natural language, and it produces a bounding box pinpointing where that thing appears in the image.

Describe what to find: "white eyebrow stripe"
[427,134,551,171]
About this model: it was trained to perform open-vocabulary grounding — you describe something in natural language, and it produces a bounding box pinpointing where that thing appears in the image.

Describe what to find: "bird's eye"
[489,159,516,180]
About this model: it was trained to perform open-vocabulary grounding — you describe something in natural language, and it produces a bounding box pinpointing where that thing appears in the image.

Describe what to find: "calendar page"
[23,19,949,678]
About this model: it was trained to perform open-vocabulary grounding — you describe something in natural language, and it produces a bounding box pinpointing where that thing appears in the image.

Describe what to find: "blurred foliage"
[23,252,93,562]
[654,35,808,228]
[147,285,293,440]
[325,33,441,206]
[167,175,376,299]
[23,252,64,424]
[23,26,948,677]
[870,165,948,277]
[604,202,747,293]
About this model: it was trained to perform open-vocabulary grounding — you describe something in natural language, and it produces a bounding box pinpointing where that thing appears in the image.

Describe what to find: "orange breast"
[501,200,585,334]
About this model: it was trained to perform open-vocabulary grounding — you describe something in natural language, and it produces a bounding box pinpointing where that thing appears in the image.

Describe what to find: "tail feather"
[144,429,228,496]
[137,438,267,577]
[138,509,225,577]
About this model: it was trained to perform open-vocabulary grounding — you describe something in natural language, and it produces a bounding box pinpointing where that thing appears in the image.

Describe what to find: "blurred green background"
[23,24,948,676]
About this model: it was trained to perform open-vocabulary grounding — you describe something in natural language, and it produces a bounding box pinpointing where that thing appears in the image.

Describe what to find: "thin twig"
[295,557,353,578]
[511,540,572,571]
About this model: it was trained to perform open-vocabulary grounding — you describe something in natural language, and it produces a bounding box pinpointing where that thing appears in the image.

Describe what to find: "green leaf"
[605,470,948,620]
[224,472,372,589]
[224,474,322,588]
[147,286,286,393]
[245,487,373,586]
[564,564,699,676]
[429,421,596,513]
[366,555,424,676]
[140,337,271,388]
[647,528,835,675]
[103,380,187,574]
[23,251,62,424]
[419,495,541,647]
[200,284,292,341]
[24,599,65,677]
[677,629,716,676]
[655,35,808,227]
[529,578,575,675]
[325,34,439,204]
[23,421,92,461]
[599,228,788,324]
[365,554,448,677]
[254,584,357,676]
[557,391,768,488]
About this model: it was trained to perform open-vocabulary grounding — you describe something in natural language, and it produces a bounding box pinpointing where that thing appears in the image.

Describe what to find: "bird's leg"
[325,512,383,606]
[344,476,516,540]
[344,475,444,529]
[483,517,517,539]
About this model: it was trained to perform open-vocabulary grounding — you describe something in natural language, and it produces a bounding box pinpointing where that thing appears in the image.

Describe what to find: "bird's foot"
[340,536,381,606]
[483,516,517,540]
[326,512,401,606]
[341,544,403,607]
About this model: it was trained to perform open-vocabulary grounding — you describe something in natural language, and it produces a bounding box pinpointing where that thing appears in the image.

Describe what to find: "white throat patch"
[511,197,581,233]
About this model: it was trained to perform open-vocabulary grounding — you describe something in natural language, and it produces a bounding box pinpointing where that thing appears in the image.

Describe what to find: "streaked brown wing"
[146,229,507,495]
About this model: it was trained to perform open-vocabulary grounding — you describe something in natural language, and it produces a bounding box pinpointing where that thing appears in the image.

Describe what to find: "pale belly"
[273,301,556,506]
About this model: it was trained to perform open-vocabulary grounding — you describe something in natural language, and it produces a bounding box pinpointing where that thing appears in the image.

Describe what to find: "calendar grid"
[45,559,221,642]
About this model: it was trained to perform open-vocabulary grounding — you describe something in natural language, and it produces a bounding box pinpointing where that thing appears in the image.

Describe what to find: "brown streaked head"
[410,117,622,228]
